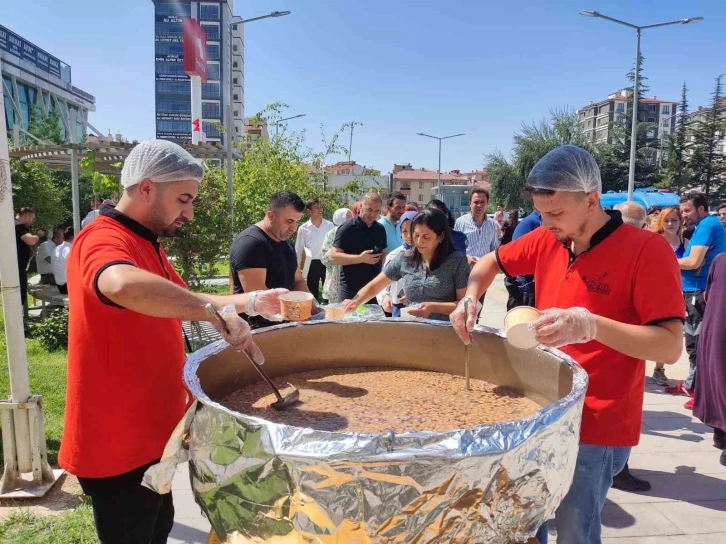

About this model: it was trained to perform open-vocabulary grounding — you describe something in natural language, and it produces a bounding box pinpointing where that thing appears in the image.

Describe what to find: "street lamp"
[226,10,291,232]
[275,114,307,137]
[416,132,465,185]
[580,10,702,201]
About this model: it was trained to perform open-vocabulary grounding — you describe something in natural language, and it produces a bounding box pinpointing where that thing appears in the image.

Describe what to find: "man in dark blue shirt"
[503,210,541,309]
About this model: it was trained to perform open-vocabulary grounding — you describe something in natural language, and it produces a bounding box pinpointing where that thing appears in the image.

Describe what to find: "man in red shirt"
[451,145,685,544]
[59,140,287,544]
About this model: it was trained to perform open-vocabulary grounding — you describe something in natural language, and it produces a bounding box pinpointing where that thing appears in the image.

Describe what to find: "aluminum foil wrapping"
[148,318,587,543]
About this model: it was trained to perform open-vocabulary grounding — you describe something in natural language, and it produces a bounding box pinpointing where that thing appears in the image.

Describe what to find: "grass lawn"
[0,500,97,544]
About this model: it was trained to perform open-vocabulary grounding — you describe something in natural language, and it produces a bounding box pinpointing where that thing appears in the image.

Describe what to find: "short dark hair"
[305,198,320,211]
[64,226,75,242]
[52,227,65,240]
[269,190,305,213]
[524,186,556,197]
[17,207,35,216]
[681,192,708,212]
[408,209,455,272]
[387,192,406,207]
[719,204,726,212]
[469,188,490,202]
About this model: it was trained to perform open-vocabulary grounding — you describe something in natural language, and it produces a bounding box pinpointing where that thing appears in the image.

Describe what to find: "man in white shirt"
[53,227,75,294]
[81,197,103,228]
[38,227,65,284]
[454,188,499,266]
[295,198,334,301]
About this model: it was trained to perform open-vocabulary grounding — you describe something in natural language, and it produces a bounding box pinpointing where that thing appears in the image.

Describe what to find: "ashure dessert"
[221,367,541,434]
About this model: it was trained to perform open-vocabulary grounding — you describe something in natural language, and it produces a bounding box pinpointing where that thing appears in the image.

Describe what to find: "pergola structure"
[9,139,240,233]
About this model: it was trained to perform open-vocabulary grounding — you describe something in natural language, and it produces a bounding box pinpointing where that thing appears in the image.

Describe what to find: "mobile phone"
[372,246,382,255]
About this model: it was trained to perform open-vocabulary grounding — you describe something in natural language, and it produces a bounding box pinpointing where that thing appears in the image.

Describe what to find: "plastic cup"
[399,305,419,319]
[324,303,346,320]
[280,292,315,321]
[504,306,542,350]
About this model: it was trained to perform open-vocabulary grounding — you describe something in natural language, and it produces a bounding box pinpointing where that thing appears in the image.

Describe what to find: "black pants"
[504,276,523,311]
[18,267,28,307]
[306,259,326,301]
[78,461,174,544]
[40,273,56,285]
[684,291,705,392]
[57,283,68,295]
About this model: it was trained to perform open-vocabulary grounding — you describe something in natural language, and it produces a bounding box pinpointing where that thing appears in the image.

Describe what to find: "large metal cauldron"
[172,320,586,543]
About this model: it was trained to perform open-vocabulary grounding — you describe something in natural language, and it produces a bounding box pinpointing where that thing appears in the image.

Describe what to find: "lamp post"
[226,10,291,232]
[416,132,465,186]
[579,10,702,201]
[275,114,307,138]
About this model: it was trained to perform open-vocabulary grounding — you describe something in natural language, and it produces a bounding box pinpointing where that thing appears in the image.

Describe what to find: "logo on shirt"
[582,273,611,296]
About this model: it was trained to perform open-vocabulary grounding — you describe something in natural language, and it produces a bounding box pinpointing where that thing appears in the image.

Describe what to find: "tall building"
[579,89,677,163]
[153,0,244,144]
[1,24,95,145]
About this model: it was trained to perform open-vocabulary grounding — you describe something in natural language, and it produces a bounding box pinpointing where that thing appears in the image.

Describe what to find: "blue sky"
[3,0,724,173]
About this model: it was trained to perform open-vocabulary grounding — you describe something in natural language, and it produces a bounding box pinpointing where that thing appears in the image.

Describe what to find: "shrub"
[30,310,69,352]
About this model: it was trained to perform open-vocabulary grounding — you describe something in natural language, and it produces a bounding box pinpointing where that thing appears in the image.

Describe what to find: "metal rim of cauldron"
[183,318,589,458]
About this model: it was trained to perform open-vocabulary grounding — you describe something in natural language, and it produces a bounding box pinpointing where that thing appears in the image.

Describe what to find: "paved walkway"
[169,277,726,543]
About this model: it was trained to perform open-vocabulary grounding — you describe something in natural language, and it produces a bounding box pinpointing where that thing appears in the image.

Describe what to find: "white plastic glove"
[451,296,479,345]
[215,305,264,364]
[530,307,597,348]
[246,288,289,322]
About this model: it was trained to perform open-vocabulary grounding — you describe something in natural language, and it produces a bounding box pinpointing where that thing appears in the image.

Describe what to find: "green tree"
[689,74,726,196]
[26,106,64,145]
[9,160,69,230]
[486,108,588,209]
[662,82,691,194]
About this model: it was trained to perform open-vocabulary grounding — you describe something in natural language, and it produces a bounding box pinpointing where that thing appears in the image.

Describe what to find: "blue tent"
[600,188,679,211]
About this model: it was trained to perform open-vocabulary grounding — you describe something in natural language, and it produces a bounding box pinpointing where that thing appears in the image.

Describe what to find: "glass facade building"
[152,0,244,144]
[1,24,94,143]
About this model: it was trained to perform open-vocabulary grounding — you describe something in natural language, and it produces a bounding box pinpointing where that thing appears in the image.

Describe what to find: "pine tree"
[663,82,690,193]
[689,74,726,197]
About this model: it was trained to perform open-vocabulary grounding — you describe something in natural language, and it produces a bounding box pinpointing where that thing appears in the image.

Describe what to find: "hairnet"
[120,140,204,188]
[527,145,601,194]
[332,208,351,226]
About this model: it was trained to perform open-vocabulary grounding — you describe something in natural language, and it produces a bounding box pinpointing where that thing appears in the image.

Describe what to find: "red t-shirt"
[497,214,685,447]
[58,208,188,478]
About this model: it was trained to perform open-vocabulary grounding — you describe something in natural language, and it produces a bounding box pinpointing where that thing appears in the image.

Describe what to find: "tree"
[9,160,69,230]
[689,74,726,196]
[27,106,64,145]
[486,108,588,209]
[662,82,690,194]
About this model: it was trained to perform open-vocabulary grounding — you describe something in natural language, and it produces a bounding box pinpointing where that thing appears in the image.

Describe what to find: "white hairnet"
[527,145,601,194]
[332,208,351,226]
[121,140,204,188]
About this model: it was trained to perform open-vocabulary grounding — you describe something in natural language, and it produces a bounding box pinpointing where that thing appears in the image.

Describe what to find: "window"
[157,101,191,113]
[202,102,221,118]
[206,63,220,80]
[199,4,220,21]
[203,121,221,138]
[156,120,191,132]
[419,182,423,189]
[156,42,183,56]
[460,194,468,207]
[233,45,238,52]
[156,3,190,16]
[156,62,186,75]
[232,78,238,85]
[206,44,220,60]
[233,93,239,101]
[647,104,656,113]
[155,23,183,37]
[616,103,624,113]
[233,110,239,117]
[662,105,670,115]
[418,194,423,202]
[662,119,670,127]
[233,62,238,68]
[235,126,240,133]
[647,117,656,123]
[156,81,189,94]
[200,23,219,40]
[202,82,220,99]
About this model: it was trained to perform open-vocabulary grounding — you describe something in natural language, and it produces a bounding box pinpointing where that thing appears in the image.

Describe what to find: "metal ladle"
[464,298,471,391]
[205,304,300,410]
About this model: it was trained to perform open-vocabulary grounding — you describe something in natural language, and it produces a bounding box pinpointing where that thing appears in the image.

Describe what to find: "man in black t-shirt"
[14,207,40,308]
[329,192,387,303]
[230,191,314,328]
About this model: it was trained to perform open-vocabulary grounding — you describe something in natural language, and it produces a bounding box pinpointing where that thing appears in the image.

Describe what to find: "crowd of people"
[9,137,726,544]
